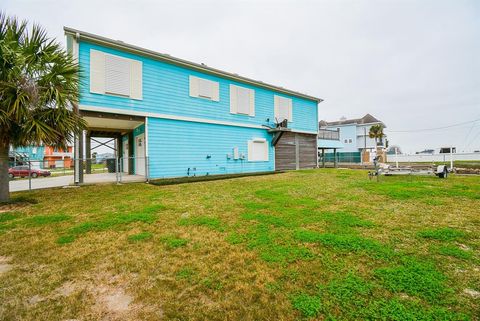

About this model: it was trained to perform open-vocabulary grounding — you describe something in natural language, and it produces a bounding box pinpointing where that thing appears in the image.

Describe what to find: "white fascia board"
[79,105,266,130]
[79,105,319,134]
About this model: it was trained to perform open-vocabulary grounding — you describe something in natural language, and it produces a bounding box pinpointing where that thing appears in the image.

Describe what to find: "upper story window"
[89,49,143,100]
[248,138,268,161]
[274,95,293,122]
[230,85,255,116]
[189,76,219,101]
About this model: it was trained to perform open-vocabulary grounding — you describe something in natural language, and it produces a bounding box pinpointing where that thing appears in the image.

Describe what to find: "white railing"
[389,152,480,163]
[51,152,73,157]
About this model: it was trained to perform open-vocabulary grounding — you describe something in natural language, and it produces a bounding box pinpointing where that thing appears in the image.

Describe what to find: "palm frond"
[0,12,84,149]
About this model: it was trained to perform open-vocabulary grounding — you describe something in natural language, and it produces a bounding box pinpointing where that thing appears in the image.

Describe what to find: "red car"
[8,166,51,179]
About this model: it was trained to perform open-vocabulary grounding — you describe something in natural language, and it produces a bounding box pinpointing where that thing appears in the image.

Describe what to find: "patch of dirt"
[458,244,471,251]
[91,285,140,320]
[463,288,480,298]
[53,271,161,319]
[0,256,12,275]
[102,288,132,312]
[28,294,45,305]
[54,281,77,297]
[0,202,31,213]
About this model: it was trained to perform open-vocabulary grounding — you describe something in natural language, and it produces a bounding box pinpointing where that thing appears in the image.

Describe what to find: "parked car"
[8,166,51,179]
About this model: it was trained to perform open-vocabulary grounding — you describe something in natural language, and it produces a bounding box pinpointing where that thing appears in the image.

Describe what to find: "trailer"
[368,157,449,179]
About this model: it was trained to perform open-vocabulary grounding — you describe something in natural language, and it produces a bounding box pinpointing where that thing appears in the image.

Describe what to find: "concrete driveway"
[9,173,145,192]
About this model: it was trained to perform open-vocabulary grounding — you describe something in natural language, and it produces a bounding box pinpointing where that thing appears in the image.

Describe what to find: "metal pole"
[322,149,325,168]
[115,157,119,184]
[28,160,32,191]
[395,147,399,168]
[119,157,123,182]
[334,148,337,168]
[145,156,149,183]
[450,146,453,171]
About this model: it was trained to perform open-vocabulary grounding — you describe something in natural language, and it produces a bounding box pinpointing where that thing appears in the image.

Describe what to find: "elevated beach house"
[318,114,386,163]
[65,28,322,182]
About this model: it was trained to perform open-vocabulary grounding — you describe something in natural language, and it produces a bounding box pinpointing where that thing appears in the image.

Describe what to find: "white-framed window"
[349,139,352,143]
[248,138,268,161]
[230,85,255,116]
[274,95,293,122]
[189,76,219,101]
[90,49,143,100]
[344,139,348,143]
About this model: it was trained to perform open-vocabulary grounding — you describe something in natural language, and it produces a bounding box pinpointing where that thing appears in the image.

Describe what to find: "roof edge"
[322,121,386,128]
[64,27,323,103]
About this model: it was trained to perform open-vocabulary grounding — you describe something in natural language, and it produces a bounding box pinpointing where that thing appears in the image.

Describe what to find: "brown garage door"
[275,132,317,170]
[298,133,317,168]
[275,132,297,170]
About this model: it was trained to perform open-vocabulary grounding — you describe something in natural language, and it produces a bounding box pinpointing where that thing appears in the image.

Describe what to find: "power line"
[461,115,480,150]
[387,118,480,133]
[465,128,480,150]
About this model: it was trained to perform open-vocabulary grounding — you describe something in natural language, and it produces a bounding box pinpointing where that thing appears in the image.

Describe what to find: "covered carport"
[74,110,146,184]
[317,139,344,168]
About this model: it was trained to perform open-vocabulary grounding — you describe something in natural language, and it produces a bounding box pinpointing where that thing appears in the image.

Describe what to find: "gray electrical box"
[233,147,239,160]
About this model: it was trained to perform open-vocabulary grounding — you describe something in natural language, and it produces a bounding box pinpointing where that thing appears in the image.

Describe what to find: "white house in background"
[318,114,386,153]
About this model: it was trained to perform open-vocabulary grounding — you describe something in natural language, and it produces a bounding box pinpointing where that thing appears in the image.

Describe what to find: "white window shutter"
[249,89,255,116]
[90,50,105,94]
[212,81,220,102]
[230,85,237,114]
[247,140,253,161]
[198,78,212,98]
[189,76,199,98]
[248,139,268,161]
[130,60,143,100]
[274,95,292,122]
[105,55,130,96]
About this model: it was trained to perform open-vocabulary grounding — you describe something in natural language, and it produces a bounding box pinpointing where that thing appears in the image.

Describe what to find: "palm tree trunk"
[0,143,10,202]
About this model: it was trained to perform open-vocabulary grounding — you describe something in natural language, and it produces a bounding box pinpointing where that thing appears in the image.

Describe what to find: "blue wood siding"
[13,146,45,161]
[78,41,318,133]
[147,117,274,178]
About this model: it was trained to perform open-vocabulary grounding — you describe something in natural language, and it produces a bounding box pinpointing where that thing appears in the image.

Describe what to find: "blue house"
[318,114,386,163]
[64,28,322,181]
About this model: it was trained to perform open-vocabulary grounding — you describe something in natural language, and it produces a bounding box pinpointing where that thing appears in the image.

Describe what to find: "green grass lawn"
[0,169,479,320]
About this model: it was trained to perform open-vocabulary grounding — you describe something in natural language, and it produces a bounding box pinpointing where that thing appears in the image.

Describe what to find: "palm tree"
[0,13,85,202]
[368,124,385,147]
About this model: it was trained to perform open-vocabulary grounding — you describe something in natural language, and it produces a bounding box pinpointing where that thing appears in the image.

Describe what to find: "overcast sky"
[4,0,480,153]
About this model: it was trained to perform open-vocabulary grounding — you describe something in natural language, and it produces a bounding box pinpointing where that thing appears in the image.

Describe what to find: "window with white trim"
[189,76,219,101]
[248,139,268,161]
[230,85,255,116]
[274,95,293,122]
[89,49,143,100]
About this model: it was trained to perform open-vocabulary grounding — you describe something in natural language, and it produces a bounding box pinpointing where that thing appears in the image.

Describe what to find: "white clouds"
[4,0,480,151]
